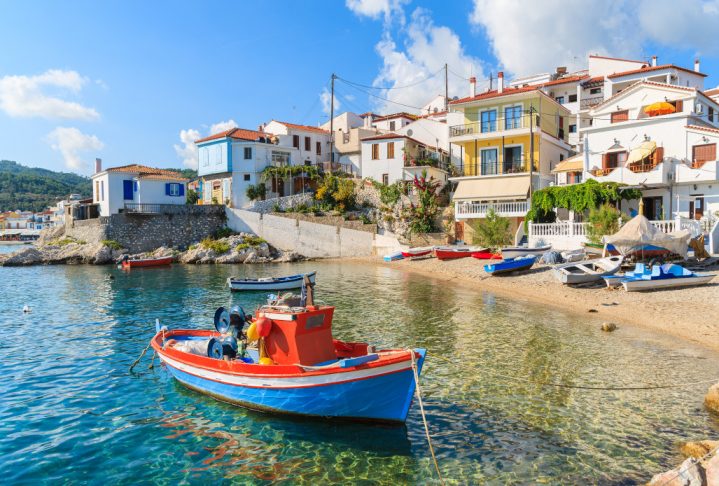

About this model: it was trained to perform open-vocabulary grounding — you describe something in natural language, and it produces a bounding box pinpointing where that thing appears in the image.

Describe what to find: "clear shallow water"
[1,261,718,484]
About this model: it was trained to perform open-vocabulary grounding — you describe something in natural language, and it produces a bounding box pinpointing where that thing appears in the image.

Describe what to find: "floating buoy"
[246,322,259,342]
[22,305,31,313]
[256,317,272,338]
[259,357,274,365]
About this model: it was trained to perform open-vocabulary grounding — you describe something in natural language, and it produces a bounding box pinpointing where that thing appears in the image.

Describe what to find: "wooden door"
[690,195,704,220]
[455,222,464,242]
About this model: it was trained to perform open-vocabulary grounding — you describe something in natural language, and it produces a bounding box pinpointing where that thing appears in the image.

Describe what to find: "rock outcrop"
[705,384,719,415]
[0,241,125,266]
[648,457,704,485]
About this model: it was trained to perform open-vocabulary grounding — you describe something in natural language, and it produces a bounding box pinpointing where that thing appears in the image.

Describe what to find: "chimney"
[498,71,504,93]
[695,58,701,72]
[94,158,102,174]
[258,124,264,132]
[651,55,657,67]
[469,77,477,97]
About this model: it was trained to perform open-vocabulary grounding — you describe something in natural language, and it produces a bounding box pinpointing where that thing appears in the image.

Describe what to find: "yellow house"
[449,73,572,239]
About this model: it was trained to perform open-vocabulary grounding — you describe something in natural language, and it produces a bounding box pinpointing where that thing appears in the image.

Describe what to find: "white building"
[320,112,378,175]
[262,120,331,168]
[581,80,719,221]
[91,162,188,217]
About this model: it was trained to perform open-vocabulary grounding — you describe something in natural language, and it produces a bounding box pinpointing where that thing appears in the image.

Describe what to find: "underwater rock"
[705,384,719,415]
[601,322,617,332]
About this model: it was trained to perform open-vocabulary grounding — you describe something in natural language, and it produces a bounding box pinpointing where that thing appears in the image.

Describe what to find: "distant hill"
[0,160,91,212]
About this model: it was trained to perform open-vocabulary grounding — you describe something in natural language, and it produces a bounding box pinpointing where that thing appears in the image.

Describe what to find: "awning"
[552,154,584,173]
[625,141,656,166]
[644,101,676,117]
[453,176,530,201]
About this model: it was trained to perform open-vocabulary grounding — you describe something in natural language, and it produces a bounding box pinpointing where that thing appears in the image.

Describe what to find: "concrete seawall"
[226,208,402,258]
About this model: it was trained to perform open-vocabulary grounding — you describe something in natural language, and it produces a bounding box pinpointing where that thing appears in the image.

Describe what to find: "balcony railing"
[455,200,529,218]
[580,96,603,109]
[123,203,186,214]
[450,118,527,137]
[313,161,357,176]
[462,155,535,177]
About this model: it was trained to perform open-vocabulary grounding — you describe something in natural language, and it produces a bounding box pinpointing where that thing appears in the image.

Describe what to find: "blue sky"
[1,0,718,174]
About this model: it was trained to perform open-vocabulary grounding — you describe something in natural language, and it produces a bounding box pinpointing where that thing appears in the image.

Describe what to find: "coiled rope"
[410,350,444,485]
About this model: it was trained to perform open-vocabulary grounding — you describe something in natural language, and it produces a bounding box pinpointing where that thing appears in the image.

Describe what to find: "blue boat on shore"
[484,255,537,276]
[603,263,716,291]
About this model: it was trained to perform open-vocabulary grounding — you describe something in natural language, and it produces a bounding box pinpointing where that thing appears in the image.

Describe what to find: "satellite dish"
[213,306,231,334]
[407,129,413,136]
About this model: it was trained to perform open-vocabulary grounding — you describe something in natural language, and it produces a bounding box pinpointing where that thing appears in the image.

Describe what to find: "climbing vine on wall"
[260,165,322,182]
[525,179,642,223]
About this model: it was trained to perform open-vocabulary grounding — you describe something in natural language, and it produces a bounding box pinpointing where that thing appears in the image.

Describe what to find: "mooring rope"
[410,350,444,485]
[129,341,153,372]
[655,443,719,486]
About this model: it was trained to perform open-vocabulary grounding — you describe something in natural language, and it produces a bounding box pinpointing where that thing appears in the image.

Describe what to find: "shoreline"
[343,255,719,353]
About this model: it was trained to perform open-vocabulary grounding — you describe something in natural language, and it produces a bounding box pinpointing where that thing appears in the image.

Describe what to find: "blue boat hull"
[484,256,536,275]
[163,349,427,423]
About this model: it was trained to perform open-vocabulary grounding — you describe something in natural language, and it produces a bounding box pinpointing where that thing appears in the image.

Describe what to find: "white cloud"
[46,127,104,170]
[371,8,485,113]
[345,0,408,22]
[174,128,202,169]
[0,69,99,120]
[638,0,719,54]
[320,88,341,115]
[209,119,238,134]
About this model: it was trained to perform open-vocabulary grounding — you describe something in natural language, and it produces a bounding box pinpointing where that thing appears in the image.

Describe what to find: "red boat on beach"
[471,251,501,260]
[435,246,486,260]
[401,247,434,259]
[121,256,173,268]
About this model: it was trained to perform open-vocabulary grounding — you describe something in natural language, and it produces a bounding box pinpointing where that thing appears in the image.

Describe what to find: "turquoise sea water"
[1,260,718,484]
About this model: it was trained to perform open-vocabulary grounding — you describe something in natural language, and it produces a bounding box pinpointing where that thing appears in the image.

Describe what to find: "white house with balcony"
[262,120,331,169]
[320,112,378,175]
[580,80,719,221]
[91,162,188,217]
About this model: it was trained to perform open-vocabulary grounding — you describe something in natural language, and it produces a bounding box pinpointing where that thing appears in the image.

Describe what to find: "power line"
[336,66,445,91]
[337,78,427,111]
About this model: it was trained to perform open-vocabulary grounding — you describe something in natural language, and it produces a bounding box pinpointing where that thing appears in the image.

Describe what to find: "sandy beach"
[362,255,719,352]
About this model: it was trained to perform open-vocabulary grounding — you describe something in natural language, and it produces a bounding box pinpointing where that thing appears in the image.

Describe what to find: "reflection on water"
[0,261,717,483]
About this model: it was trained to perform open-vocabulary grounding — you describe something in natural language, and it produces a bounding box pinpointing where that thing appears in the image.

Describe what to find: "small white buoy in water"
[22,305,31,313]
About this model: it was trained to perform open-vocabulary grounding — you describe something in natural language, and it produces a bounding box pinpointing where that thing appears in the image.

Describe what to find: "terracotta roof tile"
[607,64,707,79]
[273,121,329,134]
[360,132,429,147]
[104,164,188,181]
[685,124,719,135]
[540,74,590,87]
[450,85,540,105]
[588,54,646,64]
[704,88,719,97]
[195,127,268,144]
[372,112,419,122]
[590,80,697,112]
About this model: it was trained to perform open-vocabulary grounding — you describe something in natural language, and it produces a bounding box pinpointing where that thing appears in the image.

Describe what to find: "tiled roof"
[590,80,697,111]
[372,112,419,122]
[104,164,188,181]
[138,174,188,181]
[360,132,429,147]
[419,110,448,118]
[450,85,540,105]
[607,64,707,79]
[582,75,605,85]
[685,124,719,135]
[588,54,646,64]
[273,121,329,134]
[540,74,590,87]
[195,127,267,144]
[704,88,719,97]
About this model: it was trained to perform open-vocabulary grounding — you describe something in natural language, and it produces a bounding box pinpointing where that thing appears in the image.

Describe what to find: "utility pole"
[444,63,448,111]
[529,106,535,197]
[329,73,336,166]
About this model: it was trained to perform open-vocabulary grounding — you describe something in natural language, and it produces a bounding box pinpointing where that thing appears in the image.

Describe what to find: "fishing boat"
[561,249,586,263]
[484,255,537,275]
[120,255,173,268]
[619,264,716,292]
[383,251,404,262]
[151,280,427,423]
[553,256,623,285]
[435,246,485,260]
[500,245,551,260]
[401,247,434,259]
[471,250,501,260]
[227,272,316,292]
[583,241,671,258]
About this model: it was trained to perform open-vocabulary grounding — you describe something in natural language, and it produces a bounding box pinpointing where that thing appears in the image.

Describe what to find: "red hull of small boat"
[122,256,173,268]
[471,252,501,260]
[401,250,432,258]
[435,250,473,260]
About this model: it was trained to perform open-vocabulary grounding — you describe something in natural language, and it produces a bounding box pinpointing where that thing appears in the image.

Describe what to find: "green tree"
[586,203,623,244]
[406,171,440,234]
[471,208,512,250]
[186,189,199,204]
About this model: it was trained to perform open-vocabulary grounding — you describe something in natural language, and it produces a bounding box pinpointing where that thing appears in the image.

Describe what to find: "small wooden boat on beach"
[151,280,427,423]
[383,251,404,262]
[553,256,623,285]
[500,245,551,260]
[120,255,173,268]
[471,251,501,260]
[615,263,716,292]
[401,247,434,259]
[435,246,485,260]
[227,272,316,292]
[484,255,537,275]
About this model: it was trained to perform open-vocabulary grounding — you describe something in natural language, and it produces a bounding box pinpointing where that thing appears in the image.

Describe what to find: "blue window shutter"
[165,183,171,196]
[179,184,185,196]
[123,180,133,200]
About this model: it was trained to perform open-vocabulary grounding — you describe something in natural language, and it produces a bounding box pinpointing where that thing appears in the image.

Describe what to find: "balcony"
[461,155,536,177]
[449,114,531,141]
[587,161,669,185]
[313,161,357,176]
[455,200,530,219]
[580,96,603,110]
[675,159,719,183]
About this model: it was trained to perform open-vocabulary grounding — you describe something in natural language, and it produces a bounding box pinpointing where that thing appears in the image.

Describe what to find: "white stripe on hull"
[158,353,412,389]
[622,275,715,291]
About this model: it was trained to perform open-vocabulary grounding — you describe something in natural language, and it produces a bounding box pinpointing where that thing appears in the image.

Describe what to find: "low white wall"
[226,208,398,258]
[528,234,587,251]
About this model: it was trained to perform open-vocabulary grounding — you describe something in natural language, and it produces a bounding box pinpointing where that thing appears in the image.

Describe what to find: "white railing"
[455,200,529,218]
[649,219,676,234]
[530,221,588,237]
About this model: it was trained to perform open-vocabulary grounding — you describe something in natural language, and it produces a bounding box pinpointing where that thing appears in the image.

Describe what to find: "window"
[389,121,396,131]
[100,181,104,201]
[555,96,565,104]
[387,142,395,158]
[244,147,252,159]
[603,151,628,170]
[304,136,311,151]
[292,135,300,148]
[569,124,577,133]
[95,181,100,202]
[168,183,181,196]
[503,146,522,173]
[708,107,714,122]
[243,174,251,181]
[382,174,389,185]
[504,106,522,130]
[567,171,582,184]
[480,110,497,133]
[692,143,716,166]
[611,110,628,123]
[316,141,321,155]
[590,87,601,95]
[480,148,498,175]
[271,151,290,166]
[568,94,577,103]
[372,144,379,160]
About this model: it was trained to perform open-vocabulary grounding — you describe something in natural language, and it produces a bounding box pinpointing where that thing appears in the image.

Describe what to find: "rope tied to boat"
[410,350,444,486]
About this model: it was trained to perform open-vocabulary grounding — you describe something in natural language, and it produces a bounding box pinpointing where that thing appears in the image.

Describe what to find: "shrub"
[50,237,84,246]
[471,208,512,250]
[236,243,250,251]
[246,183,266,201]
[272,203,283,213]
[211,197,219,204]
[405,171,440,235]
[586,203,622,244]
[244,235,266,247]
[102,239,123,250]
[200,237,230,254]
[315,174,356,212]
[372,180,402,206]
[383,215,395,223]
[188,243,198,250]
[186,189,199,205]
[359,214,372,224]
[214,227,235,239]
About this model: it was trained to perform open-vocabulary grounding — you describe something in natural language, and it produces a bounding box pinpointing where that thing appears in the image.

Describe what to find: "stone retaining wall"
[245,193,315,213]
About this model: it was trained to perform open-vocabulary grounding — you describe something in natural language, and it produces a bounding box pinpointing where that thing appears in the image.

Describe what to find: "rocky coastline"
[0,232,304,266]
